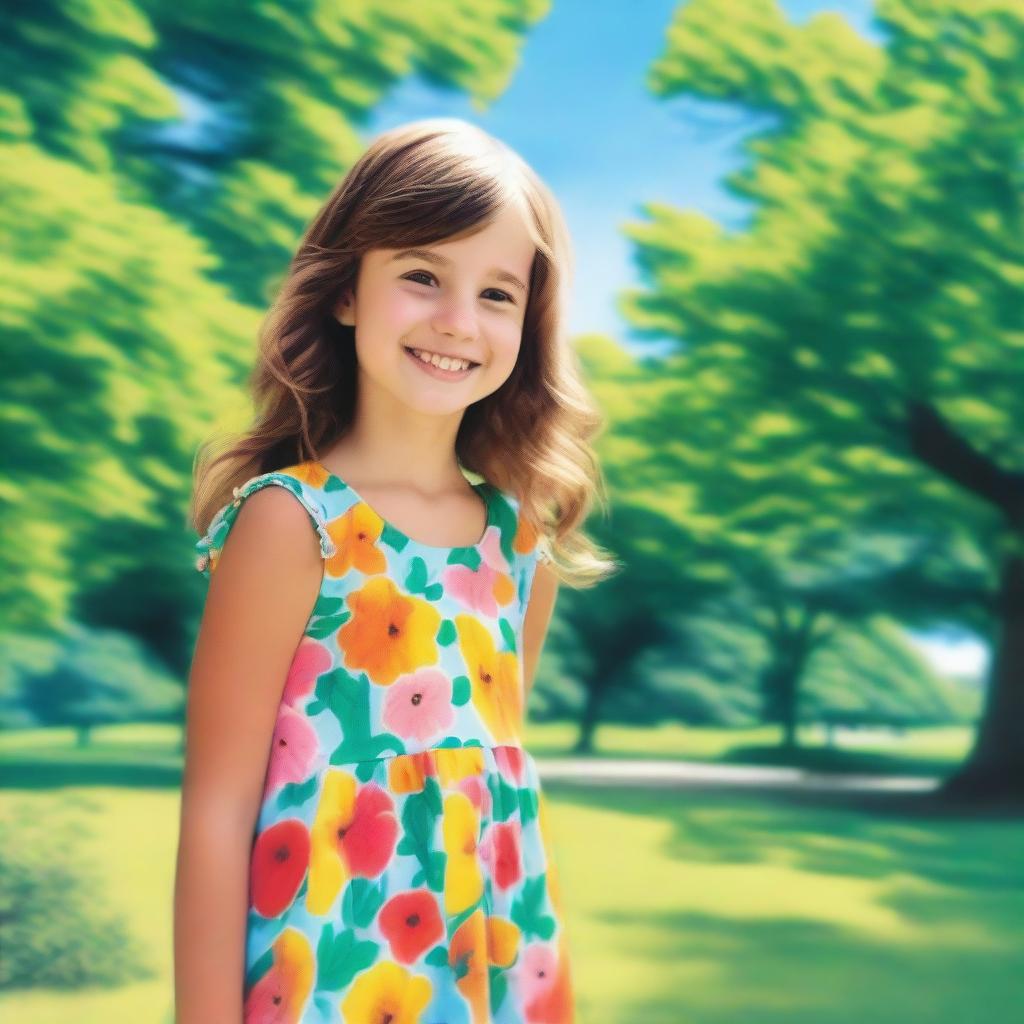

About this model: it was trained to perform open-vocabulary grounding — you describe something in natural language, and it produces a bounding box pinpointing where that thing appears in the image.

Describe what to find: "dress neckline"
[309,461,496,555]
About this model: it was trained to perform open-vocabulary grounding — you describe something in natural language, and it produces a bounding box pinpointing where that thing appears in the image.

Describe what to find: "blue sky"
[358,0,987,683]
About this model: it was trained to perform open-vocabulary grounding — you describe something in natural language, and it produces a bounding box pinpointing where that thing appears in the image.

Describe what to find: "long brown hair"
[190,117,620,588]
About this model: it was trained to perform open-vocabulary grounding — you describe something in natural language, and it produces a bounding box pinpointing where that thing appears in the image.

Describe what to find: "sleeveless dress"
[194,460,574,1024]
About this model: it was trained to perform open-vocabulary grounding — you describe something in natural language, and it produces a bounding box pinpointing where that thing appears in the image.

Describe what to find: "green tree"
[0,1,548,669]
[620,0,1022,797]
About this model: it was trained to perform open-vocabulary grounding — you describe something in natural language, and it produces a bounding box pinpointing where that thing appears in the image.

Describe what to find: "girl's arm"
[522,561,559,703]
[174,486,325,1023]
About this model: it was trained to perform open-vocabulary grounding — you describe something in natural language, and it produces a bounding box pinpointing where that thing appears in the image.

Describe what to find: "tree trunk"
[941,552,1024,803]
[572,684,606,754]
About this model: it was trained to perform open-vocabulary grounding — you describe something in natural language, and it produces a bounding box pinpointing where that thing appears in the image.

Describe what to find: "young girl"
[175,117,619,1024]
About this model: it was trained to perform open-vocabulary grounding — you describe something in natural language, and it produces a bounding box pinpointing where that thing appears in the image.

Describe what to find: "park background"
[2,0,1022,1021]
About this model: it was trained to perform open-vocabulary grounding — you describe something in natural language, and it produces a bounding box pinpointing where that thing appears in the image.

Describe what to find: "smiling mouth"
[403,346,481,370]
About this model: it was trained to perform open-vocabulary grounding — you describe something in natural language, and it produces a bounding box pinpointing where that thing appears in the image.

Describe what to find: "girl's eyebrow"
[391,247,527,295]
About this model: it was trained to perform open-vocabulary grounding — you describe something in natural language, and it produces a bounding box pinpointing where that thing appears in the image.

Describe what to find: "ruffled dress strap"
[194,469,337,579]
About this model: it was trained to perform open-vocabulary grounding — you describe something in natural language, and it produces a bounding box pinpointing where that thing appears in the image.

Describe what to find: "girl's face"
[335,204,535,416]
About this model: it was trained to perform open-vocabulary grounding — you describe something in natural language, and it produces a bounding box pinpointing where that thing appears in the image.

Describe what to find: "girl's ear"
[334,290,355,327]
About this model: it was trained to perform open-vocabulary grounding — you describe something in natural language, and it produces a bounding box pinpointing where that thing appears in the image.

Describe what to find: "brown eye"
[403,271,513,305]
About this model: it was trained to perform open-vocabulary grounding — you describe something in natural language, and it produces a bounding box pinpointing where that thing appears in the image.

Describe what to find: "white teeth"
[410,348,475,371]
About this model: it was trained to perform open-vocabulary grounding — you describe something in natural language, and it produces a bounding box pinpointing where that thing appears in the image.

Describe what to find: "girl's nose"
[430,295,479,341]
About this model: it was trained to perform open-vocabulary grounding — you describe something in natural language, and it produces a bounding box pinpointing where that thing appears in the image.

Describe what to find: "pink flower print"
[281,637,332,708]
[381,668,454,743]
[494,744,526,784]
[263,704,320,798]
[443,561,502,617]
[517,941,559,1004]
[478,524,509,574]
[457,774,492,818]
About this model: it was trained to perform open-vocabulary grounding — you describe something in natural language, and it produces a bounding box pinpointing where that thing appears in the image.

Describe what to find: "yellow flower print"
[434,746,485,788]
[307,768,358,916]
[339,959,433,1024]
[442,791,483,916]
[454,615,522,743]
[486,916,521,968]
[339,576,442,686]
[243,927,315,1022]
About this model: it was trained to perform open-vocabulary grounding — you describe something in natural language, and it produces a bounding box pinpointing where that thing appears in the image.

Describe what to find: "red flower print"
[479,820,523,891]
[343,783,400,877]
[494,744,526,784]
[378,889,445,963]
[250,819,311,918]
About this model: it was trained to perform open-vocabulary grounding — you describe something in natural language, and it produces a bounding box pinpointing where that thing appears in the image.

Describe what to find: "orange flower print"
[486,915,521,969]
[448,907,490,1024]
[307,769,398,915]
[513,509,541,555]
[338,576,442,685]
[387,750,439,794]
[455,615,522,743]
[325,501,388,578]
[339,959,433,1024]
[243,927,314,1023]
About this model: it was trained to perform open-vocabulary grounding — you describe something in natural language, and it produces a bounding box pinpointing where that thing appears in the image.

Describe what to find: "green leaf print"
[403,556,443,600]
[489,963,510,1014]
[518,785,539,826]
[446,546,483,571]
[425,944,450,967]
[276,772,320,811]
[305,611,350,639]
[447,894,486,937]
[316,922,379,992]
[342,877,387,930]
[244,945,273,996]
[436,619,457,646]
[312,595,345,616]
[510,875,557,942]
[485,773,519,822]
[451,675,471,705]
[380,521,410,552]
[369,732,406,758]
[395,779,445,891]
[305,594,349,638]
[499,617,517,652]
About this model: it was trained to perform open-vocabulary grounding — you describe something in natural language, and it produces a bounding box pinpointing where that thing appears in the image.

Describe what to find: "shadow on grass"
[549,785,1024,1024]
[0,759,182,788]
[592,908,1023,1024]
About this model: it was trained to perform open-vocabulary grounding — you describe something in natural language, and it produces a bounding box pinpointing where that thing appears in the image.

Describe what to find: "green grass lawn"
[0,721,974,785]
[2,761,1021,1023]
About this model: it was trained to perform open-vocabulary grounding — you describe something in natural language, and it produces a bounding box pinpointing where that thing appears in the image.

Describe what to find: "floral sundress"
[194,460,574,1024]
